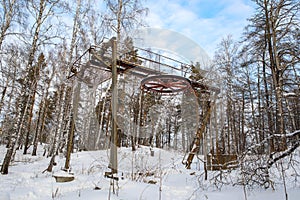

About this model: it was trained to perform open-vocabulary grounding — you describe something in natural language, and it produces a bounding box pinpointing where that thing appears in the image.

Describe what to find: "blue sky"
[143,0,256,58]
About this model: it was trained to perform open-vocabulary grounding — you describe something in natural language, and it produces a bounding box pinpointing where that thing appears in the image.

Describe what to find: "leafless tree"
[1,0,65,174]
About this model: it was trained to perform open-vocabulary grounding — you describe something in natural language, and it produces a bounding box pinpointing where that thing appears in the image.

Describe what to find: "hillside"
[1,145,299,200]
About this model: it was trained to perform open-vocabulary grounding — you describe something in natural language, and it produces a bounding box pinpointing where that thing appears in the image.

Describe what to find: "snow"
[1,145,300,200]
[283,92,297,97]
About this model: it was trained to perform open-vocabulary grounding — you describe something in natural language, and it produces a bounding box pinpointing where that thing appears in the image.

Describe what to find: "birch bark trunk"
[1,0,47,174]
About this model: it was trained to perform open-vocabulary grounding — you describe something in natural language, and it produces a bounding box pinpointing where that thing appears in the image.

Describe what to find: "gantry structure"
[69,37,220,171]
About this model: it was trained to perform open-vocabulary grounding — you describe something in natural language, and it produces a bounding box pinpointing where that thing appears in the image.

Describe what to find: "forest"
[0,0,299,197]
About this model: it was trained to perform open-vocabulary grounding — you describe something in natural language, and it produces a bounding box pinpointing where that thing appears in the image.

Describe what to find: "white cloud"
[144,0,255,58]
[133,28,211,68]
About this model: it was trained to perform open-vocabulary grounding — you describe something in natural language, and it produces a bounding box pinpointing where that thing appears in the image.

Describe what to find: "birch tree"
[63,0,82,170]
[0,0,25,48]
[103,0,148,42]
[92,0,148,151]
[23,53,47,154]
[1,0,64,175]
[0,46,25,146]
[31,52,55,156]
[0,0,26,119]
[214,35,240,155]
[235,0,300,189]
[244,0,300,152]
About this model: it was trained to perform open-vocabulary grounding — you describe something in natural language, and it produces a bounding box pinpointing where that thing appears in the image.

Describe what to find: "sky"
[143,0,256,58]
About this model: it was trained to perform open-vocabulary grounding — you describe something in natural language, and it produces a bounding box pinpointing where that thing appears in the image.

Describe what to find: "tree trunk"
[264,0,286,151]
[23,82,38,155]
[262,58,275,152]
[1,93,30,174]
[64,82,80,170]
[1,0,48,174]
[241,90,245,152]
[32,97,44,156]
[0,80,8,115]
[95,83,111,148]
[48,84,66,158]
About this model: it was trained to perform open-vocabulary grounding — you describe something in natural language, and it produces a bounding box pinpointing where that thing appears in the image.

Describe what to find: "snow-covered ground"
[1,145,299,200]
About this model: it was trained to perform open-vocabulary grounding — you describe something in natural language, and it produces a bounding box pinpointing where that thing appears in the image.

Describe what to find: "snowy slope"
[0,145,299,200]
